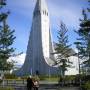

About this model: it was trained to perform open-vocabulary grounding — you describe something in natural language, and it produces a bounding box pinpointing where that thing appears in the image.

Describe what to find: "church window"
[34,10,40,17]
[47,13,48,16]
[43,11,44,14]
[43,10,48,16]
[45,10,46,15]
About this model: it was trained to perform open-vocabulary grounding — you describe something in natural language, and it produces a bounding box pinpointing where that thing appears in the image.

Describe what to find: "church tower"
[16,0,58,76]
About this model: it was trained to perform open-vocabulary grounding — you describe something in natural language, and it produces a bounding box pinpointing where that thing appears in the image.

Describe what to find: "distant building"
[65,56,79,75]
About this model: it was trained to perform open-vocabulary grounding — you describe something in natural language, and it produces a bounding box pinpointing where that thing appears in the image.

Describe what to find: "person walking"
[33,79,39,90]
[27,76,33,90]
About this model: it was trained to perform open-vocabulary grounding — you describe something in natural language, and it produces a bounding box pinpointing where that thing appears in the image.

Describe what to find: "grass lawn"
[39,75,59,81]
[44,77,59,81]
[0,87,14,90]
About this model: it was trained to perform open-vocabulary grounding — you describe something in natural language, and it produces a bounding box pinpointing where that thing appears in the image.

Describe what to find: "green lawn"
[0,87,14,90]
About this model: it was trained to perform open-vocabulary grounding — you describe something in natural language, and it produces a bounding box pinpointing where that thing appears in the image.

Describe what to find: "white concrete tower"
[16,0,58,76]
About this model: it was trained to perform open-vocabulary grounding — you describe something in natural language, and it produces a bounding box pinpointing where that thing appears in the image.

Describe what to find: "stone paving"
[58,87,79,90]
[0,80,79,90]
[14,86,79,90]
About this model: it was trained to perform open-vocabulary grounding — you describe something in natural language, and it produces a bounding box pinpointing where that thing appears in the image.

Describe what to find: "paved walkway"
[14,86,79,90]
[0,80,79,90]
[58,87,79,90]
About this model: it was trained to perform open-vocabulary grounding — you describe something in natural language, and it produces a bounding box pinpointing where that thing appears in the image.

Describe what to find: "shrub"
[81,81,90,90]
[84,81,90,90]
[0,79,3,83]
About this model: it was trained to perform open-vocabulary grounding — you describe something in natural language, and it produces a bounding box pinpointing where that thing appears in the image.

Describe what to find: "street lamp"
[74,42,81,86]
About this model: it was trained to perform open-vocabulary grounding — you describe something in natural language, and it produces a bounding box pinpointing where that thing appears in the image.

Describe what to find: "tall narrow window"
[43,11,44,14]
[45,10,46,15]
[47,13,48,16]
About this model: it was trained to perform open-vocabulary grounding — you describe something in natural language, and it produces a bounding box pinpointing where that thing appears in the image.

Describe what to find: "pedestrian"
[33,79,39,90]
[27,75,33,90]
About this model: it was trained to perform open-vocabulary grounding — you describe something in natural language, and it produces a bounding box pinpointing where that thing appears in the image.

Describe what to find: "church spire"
[34,0,48,15]
[15,0,57,76]
[34,0,41,11]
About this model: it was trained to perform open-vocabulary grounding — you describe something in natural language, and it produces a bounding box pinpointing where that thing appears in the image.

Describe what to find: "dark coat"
[27,77,33,88]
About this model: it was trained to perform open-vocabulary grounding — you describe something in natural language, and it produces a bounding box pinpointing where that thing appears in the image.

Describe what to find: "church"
[15,0,58,76]
[15,0,79,76]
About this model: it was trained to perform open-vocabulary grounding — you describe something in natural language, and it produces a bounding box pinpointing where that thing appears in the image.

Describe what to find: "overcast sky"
[5,0,89,65]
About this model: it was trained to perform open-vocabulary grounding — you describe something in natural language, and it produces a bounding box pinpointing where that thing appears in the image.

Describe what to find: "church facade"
[15,0,58,76]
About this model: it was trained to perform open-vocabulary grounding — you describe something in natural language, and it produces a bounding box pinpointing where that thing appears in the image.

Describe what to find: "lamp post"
[74,42,81,86]
[77,48,80,75]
